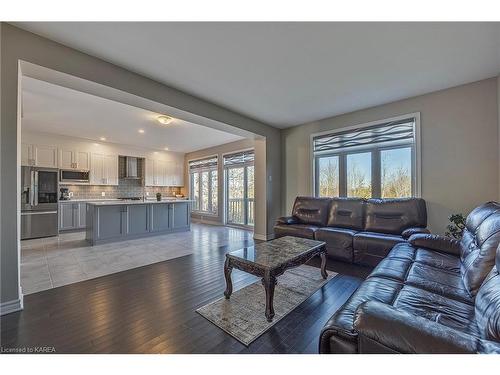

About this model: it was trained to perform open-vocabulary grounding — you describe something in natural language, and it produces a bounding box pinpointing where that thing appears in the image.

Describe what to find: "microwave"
[60,169,90,184]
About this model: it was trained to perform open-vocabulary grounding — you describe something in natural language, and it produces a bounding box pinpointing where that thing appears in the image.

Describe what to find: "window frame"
[188,155,219,215]
[311,113,421,199]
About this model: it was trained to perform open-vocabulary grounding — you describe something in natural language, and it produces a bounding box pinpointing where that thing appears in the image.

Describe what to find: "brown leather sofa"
[319,201,500,354]
[274,197,429,267]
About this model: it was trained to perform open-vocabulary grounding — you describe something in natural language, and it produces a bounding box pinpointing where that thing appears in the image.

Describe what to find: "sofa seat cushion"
[324,277,403,335]
[387,242,461,273]
[373,243,472,304]
[353,231,405,266]
[315,227,357,262]
[405,263,473,304]
[273,224,319,239]
[393,285,480,337]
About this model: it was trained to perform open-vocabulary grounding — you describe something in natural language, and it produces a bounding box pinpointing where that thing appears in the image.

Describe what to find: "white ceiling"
[21,76,244,153]
[14,22,500,128]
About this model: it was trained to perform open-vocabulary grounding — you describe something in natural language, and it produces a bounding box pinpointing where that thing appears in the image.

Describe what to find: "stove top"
[117,197,142,201]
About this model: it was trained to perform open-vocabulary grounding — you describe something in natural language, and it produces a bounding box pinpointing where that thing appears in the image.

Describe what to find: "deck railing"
[228,198,254,226]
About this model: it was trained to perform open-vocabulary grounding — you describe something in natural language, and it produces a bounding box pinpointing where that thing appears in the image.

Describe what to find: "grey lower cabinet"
[59,202,87,231]
[86,202,191,245]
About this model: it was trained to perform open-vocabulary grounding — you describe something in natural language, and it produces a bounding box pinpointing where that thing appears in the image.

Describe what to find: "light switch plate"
[101,192,106,197]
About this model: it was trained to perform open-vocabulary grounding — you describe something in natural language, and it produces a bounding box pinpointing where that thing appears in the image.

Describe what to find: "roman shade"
[313,117,416,154]
[223,150,254,166]
[189,156,218,171]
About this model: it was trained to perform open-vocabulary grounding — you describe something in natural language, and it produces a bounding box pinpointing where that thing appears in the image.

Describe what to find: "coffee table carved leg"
[320,250,328,279]
[223,257,233,299]
[263,272,276,322]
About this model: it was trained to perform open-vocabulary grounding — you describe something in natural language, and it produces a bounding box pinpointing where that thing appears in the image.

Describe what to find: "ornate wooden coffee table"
[223,236,327,322]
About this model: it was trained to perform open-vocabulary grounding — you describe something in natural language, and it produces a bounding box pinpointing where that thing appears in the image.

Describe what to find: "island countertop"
[86,199,195,206]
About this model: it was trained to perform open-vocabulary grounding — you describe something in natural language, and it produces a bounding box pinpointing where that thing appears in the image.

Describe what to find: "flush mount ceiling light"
[138,129,145,134]
[157,115,173,125]
[164,147,169,151]
[100,137,107,141]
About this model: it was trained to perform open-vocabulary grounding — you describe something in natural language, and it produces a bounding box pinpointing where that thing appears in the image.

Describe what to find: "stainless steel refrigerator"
[21,166,59,240]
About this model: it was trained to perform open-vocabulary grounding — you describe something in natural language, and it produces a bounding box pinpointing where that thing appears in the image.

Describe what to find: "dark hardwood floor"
[1,225,369,354]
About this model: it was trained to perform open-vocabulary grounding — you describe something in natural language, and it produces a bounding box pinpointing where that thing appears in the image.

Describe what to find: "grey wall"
[0,23,281,308]
[282,78,499,234]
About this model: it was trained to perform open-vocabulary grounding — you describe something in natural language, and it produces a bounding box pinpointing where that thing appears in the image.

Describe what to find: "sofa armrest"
[354,301,500,354]
[275,216,298,225]
[408,233,461,256]
[401,227,430,239]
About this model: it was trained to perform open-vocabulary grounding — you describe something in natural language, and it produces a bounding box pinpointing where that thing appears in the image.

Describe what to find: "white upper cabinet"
[173,160,184,186]
[21,143,32,166]
[59,149,74,169]
[90,153,118,185]
[105,154,118,185]
[22,144,58,168]
[75,151,90,170]
[145,159,155,186]
[90,153,105,185]
[59,149,91,170]
[144,158,183,187]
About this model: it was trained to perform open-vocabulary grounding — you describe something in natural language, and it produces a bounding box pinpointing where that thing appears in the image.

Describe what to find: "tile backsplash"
[63,179,182,200]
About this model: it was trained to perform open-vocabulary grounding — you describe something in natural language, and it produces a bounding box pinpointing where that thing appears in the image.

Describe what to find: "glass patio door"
[224,150,255,227]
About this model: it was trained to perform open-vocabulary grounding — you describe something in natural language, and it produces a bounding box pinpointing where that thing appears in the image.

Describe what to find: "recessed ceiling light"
[157,115,173,125]
[138,129,145,134]
[164,147,169,151]
[100,137,106,141]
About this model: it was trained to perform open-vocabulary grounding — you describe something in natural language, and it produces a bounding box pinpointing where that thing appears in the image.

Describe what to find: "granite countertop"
[86,199,194,206]
[59,199,122,203]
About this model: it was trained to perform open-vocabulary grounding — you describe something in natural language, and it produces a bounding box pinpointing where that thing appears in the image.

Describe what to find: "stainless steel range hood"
[124,156,140,179]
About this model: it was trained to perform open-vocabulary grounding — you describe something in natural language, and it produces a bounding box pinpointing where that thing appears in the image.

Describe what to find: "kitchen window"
[189,156,218,214]
[313,114,420,199]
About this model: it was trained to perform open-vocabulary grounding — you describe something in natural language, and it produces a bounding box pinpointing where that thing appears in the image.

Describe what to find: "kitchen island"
[85,199,194,245]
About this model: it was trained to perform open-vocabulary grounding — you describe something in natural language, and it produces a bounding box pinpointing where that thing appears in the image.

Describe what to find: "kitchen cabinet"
[59,202,87,231]
[22,143,58,168]
[59,149,90,170]
[86,201,192,245]
[145,158,184,187]
[90,153,118,185]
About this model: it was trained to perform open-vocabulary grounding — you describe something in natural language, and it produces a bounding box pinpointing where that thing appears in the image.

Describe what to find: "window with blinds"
[313,116,419,199]
[189,156,218,214]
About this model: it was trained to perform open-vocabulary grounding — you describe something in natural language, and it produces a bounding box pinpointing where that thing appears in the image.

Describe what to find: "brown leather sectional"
[274,197,429,267]
[319,201,500,354]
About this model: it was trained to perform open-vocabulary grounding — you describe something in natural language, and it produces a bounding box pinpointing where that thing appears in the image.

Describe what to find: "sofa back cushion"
[474,246,500,342]
[364,198,427,235]
[460,202,500,296]
[292,196,331,226]
[327,198,365,230]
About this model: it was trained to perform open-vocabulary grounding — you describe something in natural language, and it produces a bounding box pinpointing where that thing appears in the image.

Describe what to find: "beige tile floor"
[21,223,253,295]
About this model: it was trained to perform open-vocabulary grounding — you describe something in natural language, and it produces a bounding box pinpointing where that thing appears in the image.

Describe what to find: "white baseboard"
[254,233,275,241]
[0,294,24,316]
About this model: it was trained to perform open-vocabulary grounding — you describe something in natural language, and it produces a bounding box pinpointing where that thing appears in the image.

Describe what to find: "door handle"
[34,171,39,206]
[29,170,35,206]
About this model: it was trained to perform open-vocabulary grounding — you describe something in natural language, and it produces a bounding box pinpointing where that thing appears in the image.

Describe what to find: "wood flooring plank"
[1,224,364,354]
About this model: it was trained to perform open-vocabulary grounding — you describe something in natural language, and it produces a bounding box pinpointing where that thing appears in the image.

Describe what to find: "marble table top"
[227,236,325,270]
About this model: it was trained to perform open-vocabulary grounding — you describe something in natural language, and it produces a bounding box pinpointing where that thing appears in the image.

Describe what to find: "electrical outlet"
[101,192,106,197]
[146,192,149,196]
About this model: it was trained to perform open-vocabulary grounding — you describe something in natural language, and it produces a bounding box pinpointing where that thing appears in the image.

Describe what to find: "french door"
[225,164,254,226]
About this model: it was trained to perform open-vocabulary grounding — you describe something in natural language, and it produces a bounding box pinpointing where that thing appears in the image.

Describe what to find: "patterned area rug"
[196,265,337,346]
